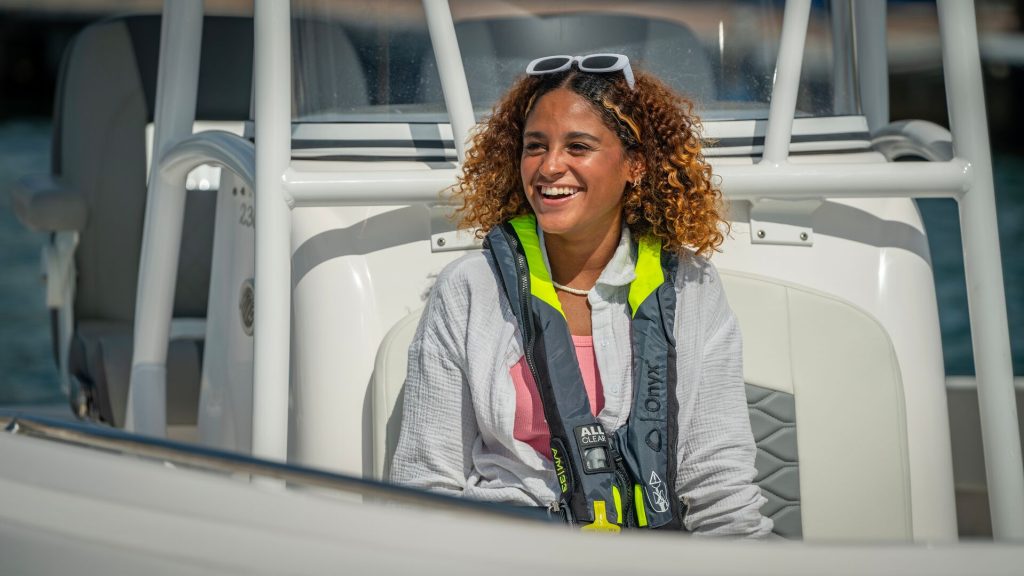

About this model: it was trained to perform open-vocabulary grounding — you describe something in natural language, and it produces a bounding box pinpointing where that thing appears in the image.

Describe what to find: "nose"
[539,149,567,181]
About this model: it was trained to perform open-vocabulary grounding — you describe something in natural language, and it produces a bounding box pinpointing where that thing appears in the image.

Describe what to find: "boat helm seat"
[370,270,912,541]
[417,13,714,113]
[12,15,253,427]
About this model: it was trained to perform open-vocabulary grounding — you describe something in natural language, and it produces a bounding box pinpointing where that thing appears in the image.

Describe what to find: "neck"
[543,220,622,289]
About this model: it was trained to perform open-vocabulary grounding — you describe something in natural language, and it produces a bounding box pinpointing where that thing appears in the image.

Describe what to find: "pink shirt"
[510,335,604,458]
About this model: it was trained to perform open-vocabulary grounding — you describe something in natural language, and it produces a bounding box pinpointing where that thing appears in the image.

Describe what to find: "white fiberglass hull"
[2,430,1024,576]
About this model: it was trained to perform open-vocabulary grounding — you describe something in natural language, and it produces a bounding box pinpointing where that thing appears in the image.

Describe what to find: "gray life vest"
[483,214,684,531]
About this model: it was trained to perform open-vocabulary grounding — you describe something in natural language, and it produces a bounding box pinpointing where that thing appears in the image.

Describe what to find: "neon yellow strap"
[611,485,622,525]
[634,483,649,527]
[508,215,564,315]
[581,500,621,533]
[628,235,664,317]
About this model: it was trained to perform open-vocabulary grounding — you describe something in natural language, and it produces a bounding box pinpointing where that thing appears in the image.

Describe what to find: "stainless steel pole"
[422,0,475,162]
[854,1,889,133]
[252,0,292,462]
[937,0,1024,540]
[127,0,204,436]
[761,0,811,166]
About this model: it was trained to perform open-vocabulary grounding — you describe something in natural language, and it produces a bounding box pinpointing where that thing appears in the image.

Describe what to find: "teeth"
[541,186,579,197]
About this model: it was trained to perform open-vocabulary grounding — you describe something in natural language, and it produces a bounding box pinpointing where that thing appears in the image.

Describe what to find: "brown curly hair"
[453,66,727,256]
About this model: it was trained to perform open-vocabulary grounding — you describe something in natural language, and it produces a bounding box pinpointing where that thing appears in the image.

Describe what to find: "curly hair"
[453,67,727,256]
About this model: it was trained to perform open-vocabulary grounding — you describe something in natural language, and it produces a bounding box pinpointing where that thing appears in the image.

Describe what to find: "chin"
[532,216,577,237]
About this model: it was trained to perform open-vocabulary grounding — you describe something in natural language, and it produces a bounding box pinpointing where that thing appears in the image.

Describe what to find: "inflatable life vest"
[483,214,684,531]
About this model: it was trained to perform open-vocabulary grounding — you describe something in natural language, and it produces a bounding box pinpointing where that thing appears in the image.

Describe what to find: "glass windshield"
[291,0,852,123]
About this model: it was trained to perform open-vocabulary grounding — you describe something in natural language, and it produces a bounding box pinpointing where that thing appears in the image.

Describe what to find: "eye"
[523,141,546,154]
[568,142,593,154]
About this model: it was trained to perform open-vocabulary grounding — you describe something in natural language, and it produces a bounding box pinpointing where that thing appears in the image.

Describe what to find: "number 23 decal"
[239,202,254,228]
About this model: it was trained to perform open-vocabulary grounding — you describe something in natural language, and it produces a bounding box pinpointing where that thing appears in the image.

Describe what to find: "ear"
[626,153,646,184]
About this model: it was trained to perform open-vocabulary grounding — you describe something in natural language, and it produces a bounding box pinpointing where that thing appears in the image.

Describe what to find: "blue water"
[0,120,62,404]
[0,120,1021,404]
[919,154,1024,376]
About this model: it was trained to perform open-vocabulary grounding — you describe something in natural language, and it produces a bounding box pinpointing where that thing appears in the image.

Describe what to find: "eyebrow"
[522,130,601,142]
[567,131,600,143]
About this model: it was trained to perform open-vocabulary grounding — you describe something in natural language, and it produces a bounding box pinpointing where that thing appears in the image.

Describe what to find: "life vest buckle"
[580,501,621,533]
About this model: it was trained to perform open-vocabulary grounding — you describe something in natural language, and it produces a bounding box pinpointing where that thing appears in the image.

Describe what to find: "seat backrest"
[371,311,421,481]
[291,17,369,119]
[370,270,912,541]
[53,14,253,324]
[721,270,911,541]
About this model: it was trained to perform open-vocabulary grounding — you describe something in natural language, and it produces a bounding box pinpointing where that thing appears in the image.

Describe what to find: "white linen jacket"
[389,225,772,536]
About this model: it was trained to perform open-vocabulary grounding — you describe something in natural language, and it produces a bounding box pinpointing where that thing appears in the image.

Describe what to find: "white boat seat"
[370,270,912,541]
[417,13,713,112]
[372,311,422,483]
[22,15,254,426]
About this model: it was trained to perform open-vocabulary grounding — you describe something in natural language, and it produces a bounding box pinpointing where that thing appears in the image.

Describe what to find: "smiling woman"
[389,55,770,536]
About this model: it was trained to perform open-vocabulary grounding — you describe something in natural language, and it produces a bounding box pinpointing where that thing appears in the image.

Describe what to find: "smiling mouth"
[538,185,581,199]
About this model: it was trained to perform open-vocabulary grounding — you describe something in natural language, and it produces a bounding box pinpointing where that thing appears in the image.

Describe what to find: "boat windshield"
[291,0,854,123]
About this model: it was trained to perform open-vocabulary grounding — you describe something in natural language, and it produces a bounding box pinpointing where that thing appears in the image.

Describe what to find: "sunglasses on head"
[525,53,635,90]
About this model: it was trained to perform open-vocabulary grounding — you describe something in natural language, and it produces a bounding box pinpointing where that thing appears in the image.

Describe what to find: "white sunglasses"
[525,53,635,90]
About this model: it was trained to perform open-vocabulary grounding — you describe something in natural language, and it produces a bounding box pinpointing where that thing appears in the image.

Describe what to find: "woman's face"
[520,88,636,243]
